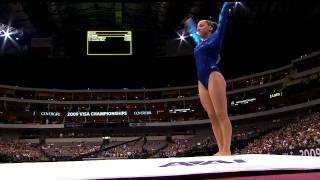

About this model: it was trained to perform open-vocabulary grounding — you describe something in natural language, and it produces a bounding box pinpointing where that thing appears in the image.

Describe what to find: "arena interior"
[0,1,320,179]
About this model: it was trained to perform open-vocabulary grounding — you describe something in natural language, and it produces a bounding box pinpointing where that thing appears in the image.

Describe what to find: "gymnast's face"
[197,20,212,39]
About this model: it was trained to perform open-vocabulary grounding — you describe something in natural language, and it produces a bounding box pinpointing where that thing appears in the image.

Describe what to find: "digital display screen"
[87,31,132,56]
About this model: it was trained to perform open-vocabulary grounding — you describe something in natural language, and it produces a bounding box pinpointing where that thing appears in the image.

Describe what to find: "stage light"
[176,31,188,42]
[179,34,185,41]
[0,23,23,53]
[4,32,10,38]
[174,30,194,51]
[176,31,186,41]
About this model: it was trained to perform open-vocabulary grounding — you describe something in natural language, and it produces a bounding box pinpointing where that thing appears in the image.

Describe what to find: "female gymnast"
[184,2,236,156]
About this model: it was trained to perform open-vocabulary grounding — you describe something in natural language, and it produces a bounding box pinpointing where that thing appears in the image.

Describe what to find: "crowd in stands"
[244,112,320,154]
[0,140,42,162]
[100,140,146,159]
[143,140,167,155]
[1,112,319,163]
[155,136,216,158]
[41,142,101,161]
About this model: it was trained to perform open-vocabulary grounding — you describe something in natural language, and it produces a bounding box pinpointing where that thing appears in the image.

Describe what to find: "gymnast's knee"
[207,112,216,120]
[214,111,229,121]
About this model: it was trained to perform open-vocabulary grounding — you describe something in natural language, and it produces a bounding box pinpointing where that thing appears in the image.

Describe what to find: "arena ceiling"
[0,1,320,89]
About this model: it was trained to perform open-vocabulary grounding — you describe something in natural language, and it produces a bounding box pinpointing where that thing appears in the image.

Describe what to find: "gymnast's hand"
[225,2,241,14]
[181,16,193,28]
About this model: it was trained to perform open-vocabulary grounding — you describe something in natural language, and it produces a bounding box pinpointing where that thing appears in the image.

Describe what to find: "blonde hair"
[206,20,217,32]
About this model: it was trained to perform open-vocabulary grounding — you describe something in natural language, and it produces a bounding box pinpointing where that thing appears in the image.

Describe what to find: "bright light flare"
[176,31,189,42]
[4,32,10,38]
[174,30,194,51]
[1,28,20,53]
[179,34,185,41]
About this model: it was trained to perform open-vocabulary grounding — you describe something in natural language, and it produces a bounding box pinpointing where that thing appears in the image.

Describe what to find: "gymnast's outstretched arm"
[184,17,201,45]
[208,2,235,49]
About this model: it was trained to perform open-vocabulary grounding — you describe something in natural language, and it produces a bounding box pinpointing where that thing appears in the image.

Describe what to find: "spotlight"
[4,32,10,38]
[176,31,187,42]
[179,34,185,41]
[0,23,23,52]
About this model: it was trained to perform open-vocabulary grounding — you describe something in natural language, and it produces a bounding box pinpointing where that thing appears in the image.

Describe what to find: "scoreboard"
[87,31,132,56]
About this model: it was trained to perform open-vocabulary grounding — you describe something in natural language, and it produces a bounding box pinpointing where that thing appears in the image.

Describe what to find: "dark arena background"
[0,0,320,179]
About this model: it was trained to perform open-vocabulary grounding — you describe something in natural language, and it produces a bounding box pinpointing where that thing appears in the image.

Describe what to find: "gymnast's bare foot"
[213,151,231,156]
[219,151,232,156]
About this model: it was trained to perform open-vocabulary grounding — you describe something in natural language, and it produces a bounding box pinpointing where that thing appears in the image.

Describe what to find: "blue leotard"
[186,2,233,89]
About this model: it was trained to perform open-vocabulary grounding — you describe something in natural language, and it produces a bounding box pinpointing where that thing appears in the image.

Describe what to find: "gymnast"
[184,2,236,156]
